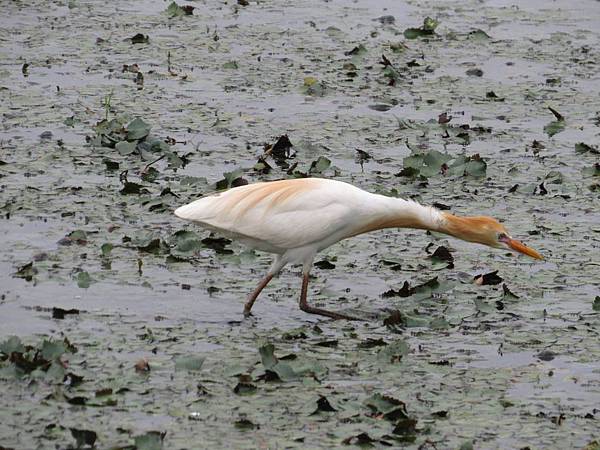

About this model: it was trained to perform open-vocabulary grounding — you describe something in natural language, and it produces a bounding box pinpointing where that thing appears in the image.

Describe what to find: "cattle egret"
[175,178,543,320]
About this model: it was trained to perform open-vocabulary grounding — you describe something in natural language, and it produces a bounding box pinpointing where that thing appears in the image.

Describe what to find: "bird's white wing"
[174,178,363,252]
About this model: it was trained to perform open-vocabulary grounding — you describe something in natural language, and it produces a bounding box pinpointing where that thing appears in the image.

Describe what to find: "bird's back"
[174,178,370,253]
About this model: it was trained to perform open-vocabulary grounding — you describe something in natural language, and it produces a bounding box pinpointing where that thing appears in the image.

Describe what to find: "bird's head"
[442,213,543,260]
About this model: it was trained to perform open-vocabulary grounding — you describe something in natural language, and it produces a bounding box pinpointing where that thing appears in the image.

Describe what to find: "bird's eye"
[497,232,508,241]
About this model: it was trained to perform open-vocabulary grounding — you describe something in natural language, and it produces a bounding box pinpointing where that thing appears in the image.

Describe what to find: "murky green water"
[1,0,599,449]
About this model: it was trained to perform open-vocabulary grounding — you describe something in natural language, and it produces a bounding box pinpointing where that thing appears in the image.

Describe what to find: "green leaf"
[365,393,409,420]
[135,431,165,450]
[0,336,25,355]
[41,339,68,360]
[115,140,137,155]
[222,61,239,70]
[468,29,491,40]
[101,243,113,257]
[174,355,205,371]
[169,230,204,260]
[583,163,600,178]
[377,339,409,363]
[215,168,245,190]
[404,17,438,39]
[259,343,277,370]
[126,118,151,140]
[302,77,326,96]
[474,297,494,313]
[575,142,600,155]
[76,271,92,288]
[309,156,331,174]
[543,119,565,137]
[166,1,194,17]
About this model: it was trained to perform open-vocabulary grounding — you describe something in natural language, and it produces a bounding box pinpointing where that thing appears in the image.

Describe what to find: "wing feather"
[174,178,362,252]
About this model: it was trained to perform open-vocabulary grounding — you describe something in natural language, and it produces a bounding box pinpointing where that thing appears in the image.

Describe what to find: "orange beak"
[504,237,544,260]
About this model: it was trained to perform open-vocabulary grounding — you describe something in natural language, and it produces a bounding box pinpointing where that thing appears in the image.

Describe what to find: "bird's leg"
[243,273,274,318]
[298,273,362,321]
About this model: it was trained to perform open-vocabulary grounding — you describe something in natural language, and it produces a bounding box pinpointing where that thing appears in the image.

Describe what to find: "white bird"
[175,178,543,320]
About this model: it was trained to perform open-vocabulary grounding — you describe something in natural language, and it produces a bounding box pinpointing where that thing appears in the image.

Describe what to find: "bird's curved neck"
[351,195,445,236]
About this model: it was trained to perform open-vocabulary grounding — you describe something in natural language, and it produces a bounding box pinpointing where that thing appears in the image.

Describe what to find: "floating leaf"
[473,270,503,285]
[309,156,331,174]
[52,307,79,319]
[468,29,491,40]
[593,296,600,312]
[215,168,247,190]
[311,395,337,414]
[583,163,600,178]
[429,245,454,270]
[166,1,194,17]
[222,61,239,70]
[134,431,165,450]
[365,393,409,420]
[404,17,438,39]
[575,142,600,155]
[70,428,97,448]
[115,140,137,156]
[130,33,149,44]
[174,355,205,371]
[302,77,326,96]
[314,260,335,269]
[126,118,151,140]
[377,339,409,364]
[0,336,25,355]
[101,243,114,257]
[14,261,36,282]
[76,271,92,289]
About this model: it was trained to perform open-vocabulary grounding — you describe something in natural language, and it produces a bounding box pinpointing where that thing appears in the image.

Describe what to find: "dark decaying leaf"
[63,372,84,387]
[52,307,80,319]
[311,395,337,414]
[473,270,503,285]
[215,168,247,190]
[382,277,441,298]
[428,245,454,269]
[270,135,294,161]
[14,261,37,282]
[70,428,97,448]
[130,33,149,44]
[234,417,257,431]
[502,283,520,299]
[357,338,387,349]
[201,236,233,254]
[314,260,335,269]
[342,432,376,446]
[135,358,150,372]
[593,296,600,312]
[392,417,418,438]
[536,350,556,361]
[120,181,148,195]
